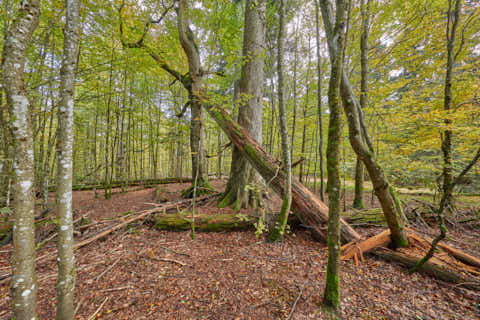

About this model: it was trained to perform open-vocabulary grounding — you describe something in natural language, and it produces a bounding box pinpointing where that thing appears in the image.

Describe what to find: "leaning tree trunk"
[219,0,266,209]
[55,0,81,318]
[200,94,361,243]
[319,0,409,248]
[1,0,41,318]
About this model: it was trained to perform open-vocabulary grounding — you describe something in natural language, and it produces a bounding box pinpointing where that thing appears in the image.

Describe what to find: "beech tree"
[55,0,81,318]
[1,0,41,318]
[268,0,292,242]
[321,0,346,310]
[320,0,409,248]
[219,0,266,209]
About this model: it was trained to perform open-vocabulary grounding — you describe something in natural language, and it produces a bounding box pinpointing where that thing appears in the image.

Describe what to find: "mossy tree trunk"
[321,0,346,310]
[319,0,409,248]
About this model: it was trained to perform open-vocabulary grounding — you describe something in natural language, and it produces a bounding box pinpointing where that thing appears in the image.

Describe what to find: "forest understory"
[1,179,479,320]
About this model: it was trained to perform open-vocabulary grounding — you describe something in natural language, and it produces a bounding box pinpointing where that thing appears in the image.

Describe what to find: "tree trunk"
[268,0,292,242]
[323,0,346,310]
[319,0,409,248]
[1,1,41,318]
[55,0,80,318]
[441,0,462,212]
[315,0,325,201]
[353,0,371,210]
[220,0,266,209]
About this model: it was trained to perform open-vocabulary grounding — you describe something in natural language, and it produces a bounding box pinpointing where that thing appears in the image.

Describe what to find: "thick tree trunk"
[201,97,361,243]
[55,0,81,317]
[220,0,265,209]
[319,0,409,248]
[1,1,41,318]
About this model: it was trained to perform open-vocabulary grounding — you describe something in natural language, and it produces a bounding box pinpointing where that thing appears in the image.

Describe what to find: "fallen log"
[48,177,193,192]
[154,212,301,232]
[340,228,480,290]
[372,247,480,291]
[203,100,361,243]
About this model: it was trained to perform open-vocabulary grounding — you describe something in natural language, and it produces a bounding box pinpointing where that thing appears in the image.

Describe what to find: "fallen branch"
[88,297,109,320]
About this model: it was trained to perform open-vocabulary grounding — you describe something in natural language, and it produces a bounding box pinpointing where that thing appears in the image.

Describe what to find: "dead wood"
[341,227,480,290]
[372,247,480,291]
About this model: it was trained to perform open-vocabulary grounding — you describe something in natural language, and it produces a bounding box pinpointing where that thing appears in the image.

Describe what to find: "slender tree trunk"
[1,1,41,318]
[269,0,292,242]
[322,0,346,310]
[315,2,325,201]
[219,0,266,209]
[320,0,409,248]
[441,0,462,212]
[55,0,80,317]
[353,0,371,210]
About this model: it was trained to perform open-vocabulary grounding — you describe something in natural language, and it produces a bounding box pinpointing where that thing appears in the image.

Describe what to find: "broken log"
[372,247,480,291]
[340,228,480,290]
[202,98,361,243]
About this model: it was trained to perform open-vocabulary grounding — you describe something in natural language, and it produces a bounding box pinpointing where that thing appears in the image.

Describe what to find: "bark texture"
[315,0,325,201]
[268,0,292,242]
[1,1,41,318]
[353,0,371,209]
[220,0,266,209]
[319,0,409,248]
[55,0,81,318]
[322,0,346,310]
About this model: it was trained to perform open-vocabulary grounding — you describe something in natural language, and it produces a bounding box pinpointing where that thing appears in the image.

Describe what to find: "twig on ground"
[74,296,86,316]
[146,256,187,266]
[286,280,307,320]
[160,245,191,257]
[110,299,137,313]
[95,259,120,281]
[88,297,109,320]
[100,286,132,293]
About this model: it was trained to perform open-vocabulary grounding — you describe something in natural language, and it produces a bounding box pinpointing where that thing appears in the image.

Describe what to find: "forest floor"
[0,178,479,320]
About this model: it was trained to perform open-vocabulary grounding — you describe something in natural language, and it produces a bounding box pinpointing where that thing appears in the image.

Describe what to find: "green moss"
[323,272,340,310]
[154,213,253,232]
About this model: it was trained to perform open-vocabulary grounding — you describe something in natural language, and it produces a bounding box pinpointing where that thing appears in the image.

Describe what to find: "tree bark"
[55,0,81,317]
[353,0,371,210]
[319,0,409,248]
[220,0,266,209]
[268,0,292,242]
[1,1,41,318]
[315,0,325,201]
[322,0,346,310]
